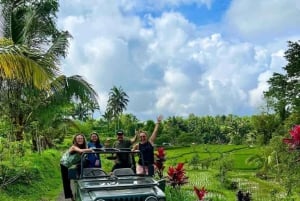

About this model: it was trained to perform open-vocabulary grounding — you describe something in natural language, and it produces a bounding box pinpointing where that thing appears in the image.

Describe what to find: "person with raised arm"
[132,115,163,176]
[111,129,138,171]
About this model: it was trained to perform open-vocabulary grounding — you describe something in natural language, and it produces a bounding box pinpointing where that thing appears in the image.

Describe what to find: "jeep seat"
[112,168,135,176]
[82,168,107,177]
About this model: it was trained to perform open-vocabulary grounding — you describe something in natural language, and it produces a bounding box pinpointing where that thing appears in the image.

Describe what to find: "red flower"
[155,147,166,159]
[290,125,300,144]
[167,163,188,187]
[155,147,166,179]
[194,186,208,201]
[283,125,300,149]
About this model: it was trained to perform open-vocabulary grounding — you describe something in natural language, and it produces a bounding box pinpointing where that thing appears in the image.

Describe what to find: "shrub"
[154,147,166,179]
[166,163,189,188]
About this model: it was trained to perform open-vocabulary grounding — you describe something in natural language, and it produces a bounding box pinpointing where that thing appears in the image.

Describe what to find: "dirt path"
[56,181,74,201]
[56,191,65,201]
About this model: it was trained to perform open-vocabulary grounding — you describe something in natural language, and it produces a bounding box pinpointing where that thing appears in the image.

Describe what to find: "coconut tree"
[106,86,129,130]
[0,0,68,140]
[27,75,99,149]
[0,0,99,142]
[0,0,69,83]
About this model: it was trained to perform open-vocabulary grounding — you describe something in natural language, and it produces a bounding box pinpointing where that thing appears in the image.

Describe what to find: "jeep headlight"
[145,196,158,201]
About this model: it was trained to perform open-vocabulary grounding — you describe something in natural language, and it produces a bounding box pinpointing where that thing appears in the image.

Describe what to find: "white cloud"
[118,0,213,11]
[57,0,298,120]
[248,71,271,109]
[249,49,286,109]
[224,0,300,41]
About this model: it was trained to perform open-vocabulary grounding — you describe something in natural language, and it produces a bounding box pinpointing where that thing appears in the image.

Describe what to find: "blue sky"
[176,0,230,25]
[57,0,300,121]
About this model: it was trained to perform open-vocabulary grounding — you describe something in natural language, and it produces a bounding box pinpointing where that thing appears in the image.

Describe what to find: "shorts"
[136,164,155,176]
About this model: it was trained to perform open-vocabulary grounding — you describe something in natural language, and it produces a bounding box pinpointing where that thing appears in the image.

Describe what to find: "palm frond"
[48,75,98,104]
[66,75,98,102]
[0,54,52,89]
[46,30,72,60]
[0,43,61,88]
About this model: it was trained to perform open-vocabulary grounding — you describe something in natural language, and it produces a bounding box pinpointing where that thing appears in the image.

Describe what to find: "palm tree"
[106,86,129,130]
[32,75,99,121]
[0,38,54,89]
[0,0,69,140]
[0,0,99,142]
[0,0,69,85]
[102,110,113,134]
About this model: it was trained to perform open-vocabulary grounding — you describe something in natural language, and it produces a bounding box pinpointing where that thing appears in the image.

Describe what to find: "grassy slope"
[0,149,62,201]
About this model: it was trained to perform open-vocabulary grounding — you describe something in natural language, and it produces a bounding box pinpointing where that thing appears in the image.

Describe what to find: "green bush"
[0,148,62,201]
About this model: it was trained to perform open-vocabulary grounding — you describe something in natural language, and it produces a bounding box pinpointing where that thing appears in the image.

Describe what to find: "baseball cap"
[116,130,124,135]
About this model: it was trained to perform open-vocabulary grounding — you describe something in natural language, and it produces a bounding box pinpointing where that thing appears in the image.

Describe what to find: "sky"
[57,0,300,121]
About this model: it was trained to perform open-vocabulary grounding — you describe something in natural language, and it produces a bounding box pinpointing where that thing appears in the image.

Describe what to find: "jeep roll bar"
[79,148,147,179]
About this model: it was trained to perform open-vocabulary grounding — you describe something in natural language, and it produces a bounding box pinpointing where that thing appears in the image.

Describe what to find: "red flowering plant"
[166,163,189,188]
[283,125,300,162]
[154,147,166,179]
[283,125,300,150]
[194,186,208,201]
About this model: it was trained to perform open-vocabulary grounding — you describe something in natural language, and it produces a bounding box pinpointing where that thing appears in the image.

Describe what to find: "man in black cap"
[111,130,137,171]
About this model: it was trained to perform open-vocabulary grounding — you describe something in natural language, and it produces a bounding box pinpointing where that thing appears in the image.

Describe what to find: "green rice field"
[162,144,300,201]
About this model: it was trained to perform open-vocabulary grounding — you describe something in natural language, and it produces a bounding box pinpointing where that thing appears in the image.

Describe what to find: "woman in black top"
[132,115,163,176]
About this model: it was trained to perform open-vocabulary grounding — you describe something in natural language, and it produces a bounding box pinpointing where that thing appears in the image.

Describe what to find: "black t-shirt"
[138,141,154,166]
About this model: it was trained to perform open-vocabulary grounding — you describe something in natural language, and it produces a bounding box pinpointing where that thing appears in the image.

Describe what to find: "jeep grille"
[97,196,156,201]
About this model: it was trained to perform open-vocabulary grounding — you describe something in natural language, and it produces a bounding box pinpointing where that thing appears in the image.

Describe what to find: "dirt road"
[56,181,74,201]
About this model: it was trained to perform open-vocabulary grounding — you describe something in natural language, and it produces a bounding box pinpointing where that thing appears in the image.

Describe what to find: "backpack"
[60,150,81,168]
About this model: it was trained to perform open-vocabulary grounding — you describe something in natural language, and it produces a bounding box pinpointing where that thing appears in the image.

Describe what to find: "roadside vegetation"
[0,146,62,201]
[1,144,299,201]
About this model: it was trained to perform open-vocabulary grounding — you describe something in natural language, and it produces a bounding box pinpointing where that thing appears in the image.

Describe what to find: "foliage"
[283,125,300,150]
[280,125,300,197]
[106,86,129,130]
[166,163,189,188]
[190,153,201,170]
[0,144,299,200]
[0,0,99,147]
[215,153,234,185]
[251,114,280,145]
[0,147,62,201]
[154,147,166,179]
[194,186,208,201]
[0,0,299,200]
[264,40,300,121]
[0,139,31,188]
[165,186,195,201]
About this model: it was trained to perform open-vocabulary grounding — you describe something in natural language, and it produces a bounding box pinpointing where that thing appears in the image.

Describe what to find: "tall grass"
[0,148,62,201]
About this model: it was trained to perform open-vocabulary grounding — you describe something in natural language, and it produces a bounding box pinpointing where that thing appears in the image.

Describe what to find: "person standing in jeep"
[111,130,138,171]
[60,134,93,201]
[132,115,163,176]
